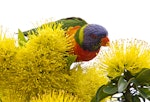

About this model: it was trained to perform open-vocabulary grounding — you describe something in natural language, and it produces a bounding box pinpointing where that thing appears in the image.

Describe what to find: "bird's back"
[22,17,87,36]
[55,17,87,30]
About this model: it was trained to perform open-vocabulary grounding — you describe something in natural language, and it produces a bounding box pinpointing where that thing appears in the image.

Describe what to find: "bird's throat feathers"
[74,42,100,61]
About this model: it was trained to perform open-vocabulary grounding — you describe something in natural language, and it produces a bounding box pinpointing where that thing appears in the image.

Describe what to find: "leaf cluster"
[92,68,150,102]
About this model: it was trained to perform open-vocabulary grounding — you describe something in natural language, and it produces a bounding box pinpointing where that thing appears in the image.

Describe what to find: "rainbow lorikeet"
[22,17,110,62]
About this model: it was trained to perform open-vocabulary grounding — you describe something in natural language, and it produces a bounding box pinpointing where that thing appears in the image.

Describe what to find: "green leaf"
[18,29,27,46]
[111,76,120,83]
[132,95,141,102]
[94,85,110,102]
[91,96,96,102]
[128,77,137,84]
[66,55,77,70]
[67,55,77,65]
[117,77,138,93]
[103,83,118,94]
[136,68,150,85]
[118,76,128,92]
[137,87,150,100]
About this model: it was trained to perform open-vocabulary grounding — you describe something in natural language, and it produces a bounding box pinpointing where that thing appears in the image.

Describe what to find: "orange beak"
[100,36,110,46]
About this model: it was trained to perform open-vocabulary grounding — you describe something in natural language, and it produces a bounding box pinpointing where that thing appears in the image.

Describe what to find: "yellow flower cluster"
[31,90,82,102]
[98,39,150,79]
[0,35,17,87]
[13,23,74,99]
[70,66,109,101]
[0,23,109,102]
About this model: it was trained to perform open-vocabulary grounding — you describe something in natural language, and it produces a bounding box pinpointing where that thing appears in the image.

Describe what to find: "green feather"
[74,25,87,46]
[22,17,87,36]
[55,17,87,30]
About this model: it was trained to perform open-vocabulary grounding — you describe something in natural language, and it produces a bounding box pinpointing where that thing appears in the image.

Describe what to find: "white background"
[0,0,150,102]
[0,0,150,43]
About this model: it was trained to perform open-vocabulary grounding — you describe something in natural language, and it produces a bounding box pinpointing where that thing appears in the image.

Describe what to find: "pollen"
[97,38,150,79]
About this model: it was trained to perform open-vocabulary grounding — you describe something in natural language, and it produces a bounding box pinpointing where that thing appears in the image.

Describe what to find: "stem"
[123,84,133,102]
[122,69,134,102]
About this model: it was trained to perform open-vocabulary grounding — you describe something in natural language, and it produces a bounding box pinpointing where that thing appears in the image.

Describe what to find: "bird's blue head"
[75,24,109,51]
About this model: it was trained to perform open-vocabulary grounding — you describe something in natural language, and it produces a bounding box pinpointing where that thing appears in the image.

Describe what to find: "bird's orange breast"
[73,42,100,61]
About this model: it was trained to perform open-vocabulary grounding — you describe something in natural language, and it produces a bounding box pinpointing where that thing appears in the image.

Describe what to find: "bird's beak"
[100,36,110,46]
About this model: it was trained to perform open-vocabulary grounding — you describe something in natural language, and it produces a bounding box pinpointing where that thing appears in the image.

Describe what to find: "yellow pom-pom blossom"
[0,35,17,88]
[98,39,150,79]
[31,90,82,102]
[70,67,109,102]
[15,23,74,99]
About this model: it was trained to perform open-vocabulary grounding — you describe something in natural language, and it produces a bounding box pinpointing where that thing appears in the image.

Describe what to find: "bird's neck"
[73,42,100,61]
[66,26,81,37]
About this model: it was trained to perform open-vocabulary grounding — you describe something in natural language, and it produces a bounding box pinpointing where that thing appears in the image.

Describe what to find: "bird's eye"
[90,34,98,39]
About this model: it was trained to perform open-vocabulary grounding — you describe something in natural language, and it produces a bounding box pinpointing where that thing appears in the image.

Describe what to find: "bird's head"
[75,24,109,51]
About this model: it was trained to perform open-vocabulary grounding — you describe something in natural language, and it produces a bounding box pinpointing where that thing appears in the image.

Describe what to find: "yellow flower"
[0,89,23,102]
[14,23,74,99]
[0,35,17,87]
[70,66,109,101]
[31,90,82,102]
[98,39,150,79]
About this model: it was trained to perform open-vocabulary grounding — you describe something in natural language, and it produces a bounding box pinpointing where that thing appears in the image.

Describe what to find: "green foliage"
[92,68,150,102]
[103,83,118,94]
[136,68,150,85]
[18,29,27,46]
[118,76,128,93]
[91,86,109,102]
[66,55,77,70]
[132,95,141,102]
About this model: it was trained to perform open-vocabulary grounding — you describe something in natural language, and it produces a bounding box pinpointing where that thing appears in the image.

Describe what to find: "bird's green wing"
[22,17,88,36]
[55,17,88,30]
